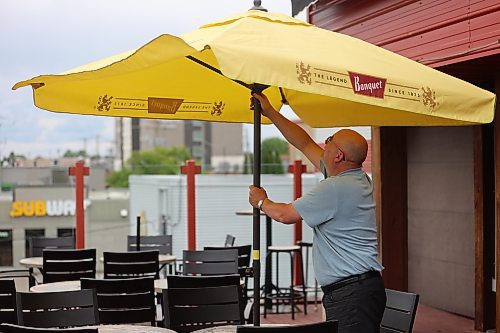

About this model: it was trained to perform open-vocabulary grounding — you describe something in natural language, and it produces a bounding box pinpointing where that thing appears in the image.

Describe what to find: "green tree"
[63,149,87,158]
[107,146,192,187]
[261,137,288,174]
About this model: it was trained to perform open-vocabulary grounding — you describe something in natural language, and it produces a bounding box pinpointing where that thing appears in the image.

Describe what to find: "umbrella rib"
[186,55,252,90]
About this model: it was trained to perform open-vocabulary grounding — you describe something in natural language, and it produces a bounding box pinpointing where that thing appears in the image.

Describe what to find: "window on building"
[57,228,75,239]
[192,145,203,158]
[0,230,13,266]
[192,129,203,142]
[25,229,45,258]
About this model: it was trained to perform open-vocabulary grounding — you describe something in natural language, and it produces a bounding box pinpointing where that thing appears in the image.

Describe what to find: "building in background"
[307,0,499,330]
[115,118,244,173]
[0,166,129,269]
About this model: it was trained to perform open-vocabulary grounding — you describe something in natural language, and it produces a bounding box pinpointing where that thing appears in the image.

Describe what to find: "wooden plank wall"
[309,0,500,67]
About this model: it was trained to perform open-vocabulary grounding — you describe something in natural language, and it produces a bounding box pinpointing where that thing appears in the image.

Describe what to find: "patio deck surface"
[260,303,476,333]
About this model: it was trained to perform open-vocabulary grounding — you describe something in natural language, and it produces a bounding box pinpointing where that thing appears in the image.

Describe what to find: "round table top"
[30,278,169,293]
[19,254,176,269]
[191,326,239,333]
[19,257,42,269]
[235,209,268,217]
[91,325,175,333]
[267,245,300,251]
[192,324,287,333]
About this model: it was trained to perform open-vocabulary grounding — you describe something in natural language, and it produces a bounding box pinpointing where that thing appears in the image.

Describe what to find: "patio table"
[91,325,175,333]
[191,324,288,333]
[30,278,169,293]
[19,254,176,269]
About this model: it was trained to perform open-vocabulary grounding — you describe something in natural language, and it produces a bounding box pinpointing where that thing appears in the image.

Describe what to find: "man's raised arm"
[252,92,324,169]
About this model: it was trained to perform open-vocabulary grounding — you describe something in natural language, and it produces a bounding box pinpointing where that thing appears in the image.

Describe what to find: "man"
[248,92,386,333]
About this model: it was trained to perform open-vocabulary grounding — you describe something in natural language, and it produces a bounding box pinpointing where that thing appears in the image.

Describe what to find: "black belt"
[321,271,380,294]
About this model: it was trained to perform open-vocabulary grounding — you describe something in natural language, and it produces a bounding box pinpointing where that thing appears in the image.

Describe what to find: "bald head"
[333,129,368,165]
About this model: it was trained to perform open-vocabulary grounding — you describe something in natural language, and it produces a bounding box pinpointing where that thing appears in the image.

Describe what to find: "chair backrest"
[16,289,99,328]
[380,289,420,333]
[225,234,236,247]
[0,279,17,324]
[182,249,239,276]
[0,269,34,290]
[80,276,155,325]
[28,237,74,257]
[204,245,251,277]
[103,250,159,279]
[163,274,244,333]
[0,324,98,333]
[127,235,172,254]
[42,249,96,283]
[236,321,338,333]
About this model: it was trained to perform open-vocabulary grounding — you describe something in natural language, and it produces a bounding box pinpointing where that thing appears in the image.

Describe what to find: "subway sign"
[10,200,91,217]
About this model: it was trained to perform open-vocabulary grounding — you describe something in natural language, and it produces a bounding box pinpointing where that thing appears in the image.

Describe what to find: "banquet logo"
[148,97,183,114]
[348,72,386,98]
[296,62,312,85]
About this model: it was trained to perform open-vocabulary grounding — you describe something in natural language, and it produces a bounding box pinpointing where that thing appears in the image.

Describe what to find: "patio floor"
[260,302,476,333]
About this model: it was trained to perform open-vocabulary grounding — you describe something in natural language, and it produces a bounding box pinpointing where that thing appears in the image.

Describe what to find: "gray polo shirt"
[292,168,383,286]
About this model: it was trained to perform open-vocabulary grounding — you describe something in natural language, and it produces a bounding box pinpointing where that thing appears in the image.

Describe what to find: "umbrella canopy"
[13,10,495,126]
[13,10,496,325]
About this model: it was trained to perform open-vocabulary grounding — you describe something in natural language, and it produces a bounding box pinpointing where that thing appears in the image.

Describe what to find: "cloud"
[2,0,296,159]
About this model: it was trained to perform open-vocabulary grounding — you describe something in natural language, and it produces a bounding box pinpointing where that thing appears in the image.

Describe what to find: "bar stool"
[263,245,307,320]
[295,240,322,310]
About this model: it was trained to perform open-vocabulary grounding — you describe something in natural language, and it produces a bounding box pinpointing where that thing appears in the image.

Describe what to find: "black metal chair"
[204,245,252,316]
[16,289,99,328]
[103,250,159,279]
[0,269,34,290]
[42,249,96,283]
[28,237,74,257]
[182,249,238,276]
[128,235,173,275]
[26,237,75,285]
[380,289,420,333]
[0,279,17,324]
[163,274,244,333]
[0,324,97,333]
[236,320,338,333]
[225,234,236,247]
[80,277,156,325]
[127,235,172,254]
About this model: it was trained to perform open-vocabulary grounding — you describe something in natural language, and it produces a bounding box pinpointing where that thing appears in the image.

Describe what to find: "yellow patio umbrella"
[13,10,495,126]
[13,10,496,324]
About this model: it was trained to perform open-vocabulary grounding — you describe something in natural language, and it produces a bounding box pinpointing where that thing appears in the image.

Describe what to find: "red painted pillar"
[288,160,306,284]
[69,161,89,249]
[181,160,201,250]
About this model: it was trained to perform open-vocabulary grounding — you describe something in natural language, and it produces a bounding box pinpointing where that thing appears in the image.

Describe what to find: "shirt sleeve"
[292,179,337,228]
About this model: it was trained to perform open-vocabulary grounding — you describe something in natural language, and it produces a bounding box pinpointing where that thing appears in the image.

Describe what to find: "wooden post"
[68,161,89,249]
[181,160,201,250]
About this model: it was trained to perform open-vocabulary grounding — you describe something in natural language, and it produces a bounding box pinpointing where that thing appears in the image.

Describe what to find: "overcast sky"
[0,0,307,159]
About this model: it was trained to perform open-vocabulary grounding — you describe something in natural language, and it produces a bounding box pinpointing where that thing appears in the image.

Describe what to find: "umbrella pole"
[252,97,262,326]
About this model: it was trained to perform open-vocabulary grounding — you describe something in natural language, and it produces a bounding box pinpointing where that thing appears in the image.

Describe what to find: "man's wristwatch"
[257,198,266,210]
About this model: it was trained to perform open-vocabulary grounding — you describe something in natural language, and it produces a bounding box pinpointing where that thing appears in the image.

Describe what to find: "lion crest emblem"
[211,101,225,116]
[296,62,312,85]
[96,95,113,112]
[421,87,438,111]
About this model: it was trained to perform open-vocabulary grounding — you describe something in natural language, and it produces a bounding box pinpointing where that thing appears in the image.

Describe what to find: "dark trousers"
[322,274,386,333]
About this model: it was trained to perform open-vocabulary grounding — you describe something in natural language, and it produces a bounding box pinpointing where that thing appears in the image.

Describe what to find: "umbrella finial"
[249,0,268,12]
